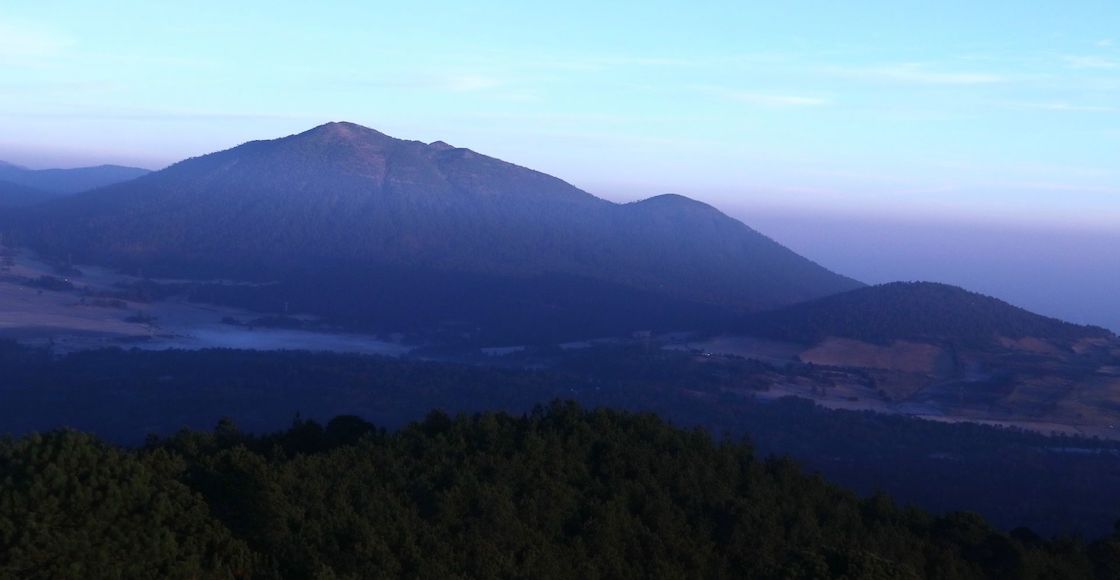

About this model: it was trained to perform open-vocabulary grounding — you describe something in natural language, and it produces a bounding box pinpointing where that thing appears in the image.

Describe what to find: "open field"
[0,249,410,356]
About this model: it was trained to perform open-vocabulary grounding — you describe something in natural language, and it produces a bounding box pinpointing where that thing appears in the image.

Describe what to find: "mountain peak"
[298,121,392,144]
[630,194,727,219]
[637,193,711,207]
[429,140,455,151]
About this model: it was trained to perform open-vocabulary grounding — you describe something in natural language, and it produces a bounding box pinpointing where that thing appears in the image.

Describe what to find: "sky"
[1,1,1118,327]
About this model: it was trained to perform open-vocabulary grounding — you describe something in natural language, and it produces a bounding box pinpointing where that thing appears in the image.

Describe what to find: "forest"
[4,403,1120,579]
[3,340,1120,539]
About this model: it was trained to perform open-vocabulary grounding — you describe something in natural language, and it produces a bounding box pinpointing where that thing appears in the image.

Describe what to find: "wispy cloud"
[1064,55,1119,69]
[516,52,793,74]
[328,70,544,104]
[0,80,118,98]
[829,63,1007,85]
[1,107,321,122]
[1096,39,1114,48]
[468,111,639,124]
[585,55,699,68]
[332,72,507,94]
[1016,102,1117,113]
[701,86,828,107]
[729,92,828,106]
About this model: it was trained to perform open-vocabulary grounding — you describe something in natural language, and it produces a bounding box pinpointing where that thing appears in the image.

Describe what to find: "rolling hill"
[742,281,1112,345]
[7,122,860,339]
[719,282,1120,428]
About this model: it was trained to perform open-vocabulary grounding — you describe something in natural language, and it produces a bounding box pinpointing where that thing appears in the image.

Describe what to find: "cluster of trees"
[5,404,1120,578]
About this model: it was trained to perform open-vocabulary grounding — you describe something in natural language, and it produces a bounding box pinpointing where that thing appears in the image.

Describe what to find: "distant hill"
[742,281,1112,345]
[8,122,859,339]
[0,162,149,195]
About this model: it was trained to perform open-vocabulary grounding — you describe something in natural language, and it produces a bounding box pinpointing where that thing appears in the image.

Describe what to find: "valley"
[4,237,1119,442]
[0,247,409,356]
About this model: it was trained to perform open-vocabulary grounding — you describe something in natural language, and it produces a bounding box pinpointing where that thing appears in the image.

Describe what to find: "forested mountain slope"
[0,180,56,208]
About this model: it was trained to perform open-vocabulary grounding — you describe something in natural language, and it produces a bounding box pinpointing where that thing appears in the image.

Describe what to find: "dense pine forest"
[4,404,1120,579]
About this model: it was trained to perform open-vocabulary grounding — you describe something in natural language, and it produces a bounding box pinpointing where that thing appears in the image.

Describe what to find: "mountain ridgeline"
[0,161,149,207]
[7,122,859,340]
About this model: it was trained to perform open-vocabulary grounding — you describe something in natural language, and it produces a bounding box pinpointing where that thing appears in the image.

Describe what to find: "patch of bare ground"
[799,337,947,374]
[0,276,153,339]
[0,249,411,356]
[998,336,1064,356]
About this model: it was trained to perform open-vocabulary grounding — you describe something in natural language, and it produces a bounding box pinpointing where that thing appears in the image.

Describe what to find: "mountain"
[0,161,149,195]
[8,122,860,340]
[742,281,1112,345]
[0,180,56,208]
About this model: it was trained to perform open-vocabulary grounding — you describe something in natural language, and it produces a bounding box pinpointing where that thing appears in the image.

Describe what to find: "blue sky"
[1,1,1118,228]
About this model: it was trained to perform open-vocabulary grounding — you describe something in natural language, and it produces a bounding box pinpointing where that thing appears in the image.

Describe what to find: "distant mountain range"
[0,161,149,207]
[7,122,861,340]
